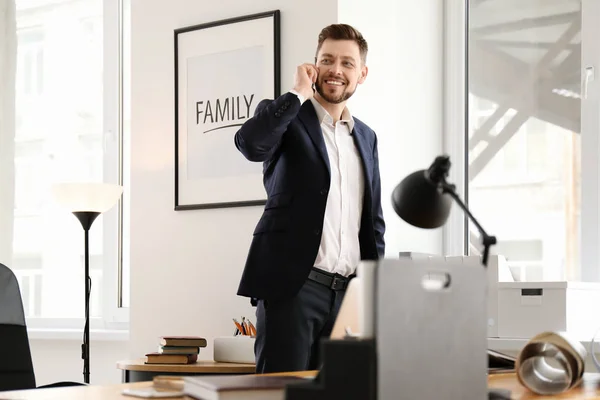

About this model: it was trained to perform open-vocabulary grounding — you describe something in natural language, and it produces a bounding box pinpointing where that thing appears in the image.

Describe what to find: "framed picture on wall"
[174,10,280,210]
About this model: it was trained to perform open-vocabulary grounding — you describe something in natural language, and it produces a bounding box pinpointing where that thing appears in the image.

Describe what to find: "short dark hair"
[316,24,368,64]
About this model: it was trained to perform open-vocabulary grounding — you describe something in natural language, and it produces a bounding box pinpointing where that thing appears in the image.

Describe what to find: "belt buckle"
[331,275,345,290]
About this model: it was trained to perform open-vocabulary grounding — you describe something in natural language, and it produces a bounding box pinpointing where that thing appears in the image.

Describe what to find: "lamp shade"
[391,169,452,229]
[52,183,123,213]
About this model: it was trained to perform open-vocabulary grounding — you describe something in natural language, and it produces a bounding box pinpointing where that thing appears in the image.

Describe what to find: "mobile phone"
[121,387,184,398]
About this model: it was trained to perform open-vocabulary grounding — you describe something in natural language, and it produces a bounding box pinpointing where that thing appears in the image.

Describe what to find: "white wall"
[30,338,128,385]
[129,0,444,360]
[338,0,444,257]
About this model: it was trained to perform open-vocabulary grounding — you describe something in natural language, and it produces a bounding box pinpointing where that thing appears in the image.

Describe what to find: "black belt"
[307,267,351,291]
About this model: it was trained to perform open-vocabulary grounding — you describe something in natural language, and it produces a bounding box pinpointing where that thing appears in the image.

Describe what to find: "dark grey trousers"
[254,279,346,373]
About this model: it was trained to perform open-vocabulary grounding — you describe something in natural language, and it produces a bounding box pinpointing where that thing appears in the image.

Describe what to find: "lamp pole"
[440,184,497,266]
[425,156,497,267]
[51,182,123,385]
[73,211,100,385]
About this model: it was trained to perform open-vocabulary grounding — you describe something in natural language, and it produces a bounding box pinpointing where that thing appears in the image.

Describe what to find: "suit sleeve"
[234,92,302,162]
[372,133,386,257]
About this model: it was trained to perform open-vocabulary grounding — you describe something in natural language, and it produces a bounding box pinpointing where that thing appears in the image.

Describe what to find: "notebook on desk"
[182,375,308,400]
[330,277,360,339]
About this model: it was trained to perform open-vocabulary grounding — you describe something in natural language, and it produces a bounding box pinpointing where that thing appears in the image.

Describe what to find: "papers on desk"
[487,349,515,374]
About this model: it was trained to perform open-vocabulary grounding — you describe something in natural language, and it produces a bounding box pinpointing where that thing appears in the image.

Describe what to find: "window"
[445,0,598,282]
[1,0,129,331]
[16,29,44,97]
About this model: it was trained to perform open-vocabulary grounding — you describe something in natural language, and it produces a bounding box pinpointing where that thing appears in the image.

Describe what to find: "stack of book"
[145,336,207,365]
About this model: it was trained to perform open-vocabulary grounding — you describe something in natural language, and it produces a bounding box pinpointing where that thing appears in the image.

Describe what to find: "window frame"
[580,0,600,282]
[443,0,599,281]
[442,0,468,258]
[101,0,128,328]
[10,0,129,333]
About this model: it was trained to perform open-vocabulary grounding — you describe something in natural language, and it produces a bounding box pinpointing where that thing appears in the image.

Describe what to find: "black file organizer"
[285,338,377,400]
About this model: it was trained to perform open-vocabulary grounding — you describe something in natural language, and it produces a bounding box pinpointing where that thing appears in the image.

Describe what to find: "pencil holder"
[213,336,256,364]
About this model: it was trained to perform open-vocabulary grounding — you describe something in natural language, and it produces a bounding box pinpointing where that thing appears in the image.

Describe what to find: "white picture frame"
[174,10,280,210]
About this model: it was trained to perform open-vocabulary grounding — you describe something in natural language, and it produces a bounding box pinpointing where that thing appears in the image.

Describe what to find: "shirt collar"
[309,97,355,132]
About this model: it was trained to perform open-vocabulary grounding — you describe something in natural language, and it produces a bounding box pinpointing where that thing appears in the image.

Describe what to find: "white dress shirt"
[289,91,365,277]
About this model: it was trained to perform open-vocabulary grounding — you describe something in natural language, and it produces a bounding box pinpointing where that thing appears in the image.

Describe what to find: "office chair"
[0,263,84,391]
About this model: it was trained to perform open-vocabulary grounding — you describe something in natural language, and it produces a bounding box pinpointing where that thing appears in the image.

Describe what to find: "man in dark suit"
[234,23,385,373]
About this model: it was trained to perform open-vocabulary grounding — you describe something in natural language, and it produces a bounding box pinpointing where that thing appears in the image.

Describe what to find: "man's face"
[314,39,368,105]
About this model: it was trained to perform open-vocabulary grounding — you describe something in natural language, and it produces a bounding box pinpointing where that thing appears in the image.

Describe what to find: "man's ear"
[358,65,368,84]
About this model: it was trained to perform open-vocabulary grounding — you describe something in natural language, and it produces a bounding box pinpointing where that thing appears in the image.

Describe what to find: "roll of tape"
[516,332,587,395]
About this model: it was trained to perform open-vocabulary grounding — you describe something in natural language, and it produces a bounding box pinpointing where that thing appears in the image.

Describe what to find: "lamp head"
[391,155,453,229]
[52,183,123,213]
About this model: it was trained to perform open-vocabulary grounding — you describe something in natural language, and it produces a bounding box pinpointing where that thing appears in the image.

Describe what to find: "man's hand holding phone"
[293,63,319,101]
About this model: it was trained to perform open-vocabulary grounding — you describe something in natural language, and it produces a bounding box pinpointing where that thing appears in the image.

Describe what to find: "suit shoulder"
[352,117,377,138]
[257,98,273,108]
[257,92,300,109]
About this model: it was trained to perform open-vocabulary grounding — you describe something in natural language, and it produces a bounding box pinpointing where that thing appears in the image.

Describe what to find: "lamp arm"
[440,182,497,267]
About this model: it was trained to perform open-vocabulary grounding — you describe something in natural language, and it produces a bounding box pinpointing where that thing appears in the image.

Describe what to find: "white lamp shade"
[52,183,123,213]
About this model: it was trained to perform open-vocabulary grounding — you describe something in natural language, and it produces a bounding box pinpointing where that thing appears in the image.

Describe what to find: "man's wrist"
[289,89,310,104]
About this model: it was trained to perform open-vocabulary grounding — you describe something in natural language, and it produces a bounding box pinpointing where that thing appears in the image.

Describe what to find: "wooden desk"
[0,382,156,400]
[4,372,600,399]
[488,373,600,399]
[116,359,256,383]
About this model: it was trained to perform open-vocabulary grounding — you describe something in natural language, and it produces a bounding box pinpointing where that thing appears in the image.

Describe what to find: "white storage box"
[497,281,600,339]
[483,255,513,338]
[400,253,512,337]
[213,336,255,364]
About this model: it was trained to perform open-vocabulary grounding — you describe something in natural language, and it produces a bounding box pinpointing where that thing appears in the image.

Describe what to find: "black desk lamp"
[52,182,123,384]
[391,155,497,266]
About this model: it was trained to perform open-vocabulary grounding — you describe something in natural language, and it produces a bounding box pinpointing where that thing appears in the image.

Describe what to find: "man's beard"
[315,79,355,104]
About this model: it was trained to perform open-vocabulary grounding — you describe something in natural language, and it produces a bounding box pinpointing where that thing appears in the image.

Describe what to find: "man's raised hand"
[293,63,319,100]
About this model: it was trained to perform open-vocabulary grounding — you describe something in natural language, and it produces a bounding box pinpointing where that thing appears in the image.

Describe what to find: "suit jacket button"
[314,229,321,235]
[320,188,328,195]
[275,112,281,117]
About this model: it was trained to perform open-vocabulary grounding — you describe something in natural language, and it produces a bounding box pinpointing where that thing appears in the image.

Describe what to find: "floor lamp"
[52,182,123,384]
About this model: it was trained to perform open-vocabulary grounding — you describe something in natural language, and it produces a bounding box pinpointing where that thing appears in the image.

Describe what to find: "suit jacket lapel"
[352,123,374,195]
[298,101,330,176]
[297,102,373,194]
